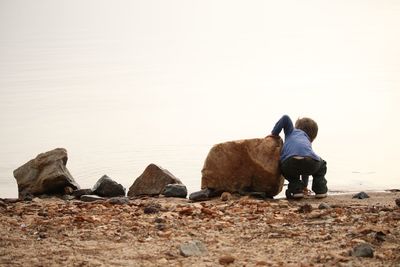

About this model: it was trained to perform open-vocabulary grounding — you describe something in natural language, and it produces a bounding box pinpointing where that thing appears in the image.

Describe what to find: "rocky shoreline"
[1,191,400,266]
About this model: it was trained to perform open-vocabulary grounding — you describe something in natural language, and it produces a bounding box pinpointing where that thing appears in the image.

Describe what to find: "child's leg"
[311,159,328,194]
[281,158,304,194]
[301,175,309,188]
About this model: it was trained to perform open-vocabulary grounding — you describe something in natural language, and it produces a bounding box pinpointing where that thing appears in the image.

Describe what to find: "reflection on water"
[1,1,399,198]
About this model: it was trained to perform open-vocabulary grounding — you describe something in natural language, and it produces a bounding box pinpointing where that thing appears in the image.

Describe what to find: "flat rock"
[163,184,187,198]
[80,195,105,202]
[92,175,126,197]
[352,243,374,258]
[13,148,80,198]
[201,137,284,197]
[128,164,182,197]
[352,192,370,199]
[179,240,208,257]
[395,198,400,207]
[189,188,219,202]
[72,189,93,198]
[108,197,129,205]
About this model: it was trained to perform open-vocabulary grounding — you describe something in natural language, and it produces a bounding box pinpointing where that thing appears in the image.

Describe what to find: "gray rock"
[189,188,219,202]
[128,164,182,197]
[179,240,208,257]
[318,203,331,209]
[72,189,93,198]
[163,184,188,198]
[395,198,400,207]
[93,175,125,197]
[143,202,161,214]
[62,195,75,201]
[352,192,370,199]
[13,148,80,198]
[108,197,129,205]
[352,243,374,257]
[80,195,105,202]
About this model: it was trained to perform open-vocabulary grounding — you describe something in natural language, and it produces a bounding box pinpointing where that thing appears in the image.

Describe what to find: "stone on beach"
[162,184,188,198]
[72,189,93,198]
[92,175,126,197]
[80,195,105,202]
[13,148,80,198]
[201,137,284,197]
[128,164,183,197]
[179,240,208,257]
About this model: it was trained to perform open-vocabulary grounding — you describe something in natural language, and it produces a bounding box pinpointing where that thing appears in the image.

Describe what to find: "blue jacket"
[271,115,320,162]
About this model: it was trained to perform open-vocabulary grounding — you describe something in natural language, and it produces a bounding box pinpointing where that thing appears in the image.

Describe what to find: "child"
[270,115,327,199]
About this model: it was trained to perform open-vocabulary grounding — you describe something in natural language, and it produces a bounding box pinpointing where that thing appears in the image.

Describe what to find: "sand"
[1,191,399,267]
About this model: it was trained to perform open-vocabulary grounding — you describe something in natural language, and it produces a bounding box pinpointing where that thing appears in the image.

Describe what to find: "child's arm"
[271,115,294,137]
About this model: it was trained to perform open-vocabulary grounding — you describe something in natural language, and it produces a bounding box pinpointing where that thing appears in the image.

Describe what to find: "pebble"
[220,192,232,201]
[298,203,312,213]
[318,203,331,209]
[143,203,161,214]
[219,254,235,265]
[352,243,374,258]
[395,198,400,207]
[352,192,370,199]
[179,240,208,257]
[108,197,129,205]
[163,184,188,198]
[80,195,105,202]
[72,189,93,198]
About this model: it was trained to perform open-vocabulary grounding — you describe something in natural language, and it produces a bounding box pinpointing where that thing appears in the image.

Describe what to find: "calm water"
[1,1,399,198]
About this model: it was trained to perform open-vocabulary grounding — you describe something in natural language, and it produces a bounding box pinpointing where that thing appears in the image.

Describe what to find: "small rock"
[72,189,93,198]
[189,188,218,202]
[318,203,331,209]
[143,203,161,214]
[154,217,166,224]
[64,186,74,195]
[220,192,232,201]
[219,254,235,265]
[80,195,105,202]
[375,231,386,242]
[179,240,208,257]
[352,243,374,258]
[163,184,188,198]
[62,195,75,201]
[38,232,47,239]
[93,175,126,197]
[352,192,369,199]
[108,197,129,205]
[395,198,400,207]
[298,203,312,213]
[37,210,48,217]
[156,223,166,231]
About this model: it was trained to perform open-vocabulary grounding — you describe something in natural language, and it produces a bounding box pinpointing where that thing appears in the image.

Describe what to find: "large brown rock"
[128,164,183,197]
[13,148,80,198]
[201,137,284,197]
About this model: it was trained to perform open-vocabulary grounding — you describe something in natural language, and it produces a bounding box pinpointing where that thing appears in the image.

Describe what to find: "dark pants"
[281,157,328,194]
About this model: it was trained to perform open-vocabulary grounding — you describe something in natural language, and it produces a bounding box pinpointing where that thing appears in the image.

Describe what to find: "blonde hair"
[295,117,318,142]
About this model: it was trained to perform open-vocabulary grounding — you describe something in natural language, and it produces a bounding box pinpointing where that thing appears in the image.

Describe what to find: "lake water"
[1,1,399,198]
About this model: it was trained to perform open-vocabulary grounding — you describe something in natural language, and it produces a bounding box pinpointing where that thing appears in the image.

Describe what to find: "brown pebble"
[395,198,400,207]
[220,192,232,201]
[219,255,235,265]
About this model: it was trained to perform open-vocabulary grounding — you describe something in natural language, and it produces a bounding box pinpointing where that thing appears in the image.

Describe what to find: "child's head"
[295,117,318,142]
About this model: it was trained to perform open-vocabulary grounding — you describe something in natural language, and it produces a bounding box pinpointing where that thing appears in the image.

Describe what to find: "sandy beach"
[1,191,399,267]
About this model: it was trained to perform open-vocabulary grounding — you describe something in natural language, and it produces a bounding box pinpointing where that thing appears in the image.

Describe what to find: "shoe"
[292,192,304,199]
[315,193,327,198]
[285,189,304,199]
